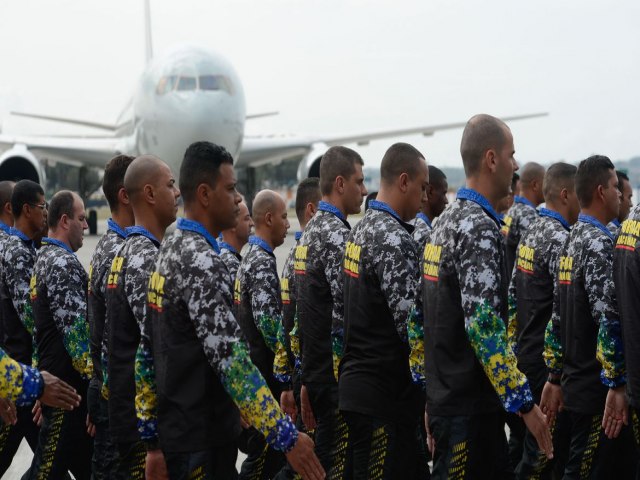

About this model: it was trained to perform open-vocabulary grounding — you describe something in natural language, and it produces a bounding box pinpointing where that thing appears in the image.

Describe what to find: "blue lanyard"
[416,212,432,229]
[514,195,537,209]
[539,208,570,231]
[318,201,346,222]
[578,214,614,241]
[41,237,74,255]
[456,188,503,226]
[107,218,127,239]
[10,227,34,249]
[177,218,220,253]
[249,235,273,255]
[125,226,160,247]
[369,200,402,222]
[610,218,621,229]
[0,221,11,235]
[294,231,303,241]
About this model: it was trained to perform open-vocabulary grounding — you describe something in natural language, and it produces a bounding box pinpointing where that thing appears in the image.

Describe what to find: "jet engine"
[297,142,329,181]
[0,144,45,185]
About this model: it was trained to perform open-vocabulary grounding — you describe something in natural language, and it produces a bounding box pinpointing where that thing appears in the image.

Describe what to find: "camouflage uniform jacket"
[613,204,640,408]
[149,218,298,452]
[507,208,570,395]
[608,218,621,239]
[106,227,160,444]
[412,212,433,255]
[423,188,533,416]
[339,200,421,419]
[88,219,127,384]
[549,215,625,415]
[218,240,242,290]
[31,238,92,392]
[503,196,539,276]
[235,236,291,393]
[0,222,14,349]
[281,232,302,374]
[296,203,351,384]
[0,229,37,366]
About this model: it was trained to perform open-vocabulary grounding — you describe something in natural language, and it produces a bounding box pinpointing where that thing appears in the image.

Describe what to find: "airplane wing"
[0,133,122,168]
[238,112,548,168]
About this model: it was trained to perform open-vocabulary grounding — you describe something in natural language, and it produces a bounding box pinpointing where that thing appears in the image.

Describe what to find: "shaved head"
[124,155,167,201]
[520,162,545,185]
[0,181,15,213]
[252,190,285,225]
[543,162,577,202]
[460,114,509,176]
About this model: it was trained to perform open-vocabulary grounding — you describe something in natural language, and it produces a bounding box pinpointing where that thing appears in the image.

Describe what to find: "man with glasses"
[0,179,48,474]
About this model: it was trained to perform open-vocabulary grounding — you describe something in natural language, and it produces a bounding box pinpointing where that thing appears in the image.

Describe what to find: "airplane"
[0,0,546,206]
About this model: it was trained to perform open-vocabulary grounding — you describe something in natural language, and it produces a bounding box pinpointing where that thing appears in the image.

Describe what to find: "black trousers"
[115,440,146,479]
[87,377,122,479]
[26,404,93,480]
[164,443,238,480]
[561,411,612,480]
[238,427,285,480]
[429,412,511,480]
[306,382,351,480]
[342,410,421,480]
[0,404,40,476]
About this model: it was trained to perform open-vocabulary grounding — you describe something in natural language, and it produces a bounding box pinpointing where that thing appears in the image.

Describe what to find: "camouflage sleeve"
[135,317,158,444]
[5,248,37,365]
[585,240,626,388]
[47,258,92,379]
[507,264,518,355]
[326,230,348,381]
[408,299,425,388]
[377,234,420,343]
[184,252,298,452]
[543,240,566,376]
[0,348,43,406]
[250,259,292,385]
[458,223,533,413]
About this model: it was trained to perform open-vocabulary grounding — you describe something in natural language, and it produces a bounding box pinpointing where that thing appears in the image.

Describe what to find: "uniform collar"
[177,218,220,253]
[107,218,127,239]
[125,225,160,247]
[249,235,274,256]
[514,195,537,210]
[610,218,622,229]
[0,221,12,235]
[578,214,614,241]
[218,236,239,255]
[369,200,402,222]
[416,212,432,229]
[318,200,346,222]
[294,231,303,241]
[538,208,570,231]
[42,237,74,255]
[9,227,34,248]
[457,188,503,226]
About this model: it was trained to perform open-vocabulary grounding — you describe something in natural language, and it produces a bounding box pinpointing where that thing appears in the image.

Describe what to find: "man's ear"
[559,188,568,205]
[399,172,410,193]
[143,184,155,205]
[485,149,498,173]
[196,183,210,207]
[335,176,345,195]
[117,187,130,207]
[306,202,317,218]
[265,211,273,227]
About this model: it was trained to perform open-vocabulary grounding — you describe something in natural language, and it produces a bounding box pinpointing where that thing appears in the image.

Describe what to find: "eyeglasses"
[28,202,48,211]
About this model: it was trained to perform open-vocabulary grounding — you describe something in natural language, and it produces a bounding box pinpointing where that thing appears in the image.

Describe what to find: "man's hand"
[39,371,81,410]
[280,390,298,423]
[32,401,42,427]
[86,414,96,437]
[602,386,628,439]
[0,397,17,425]
[424,411,435,456]
[300,385,316,431]
[540,381,564,426]
[522,405,553,460]
[145,449,169,480]
[285,432,325,480]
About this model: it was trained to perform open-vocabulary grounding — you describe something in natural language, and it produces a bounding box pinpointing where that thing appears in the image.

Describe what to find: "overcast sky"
[1,0,639,170]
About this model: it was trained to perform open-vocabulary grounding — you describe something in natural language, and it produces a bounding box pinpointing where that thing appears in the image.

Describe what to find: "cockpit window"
[156,74,234,95]
[176,76,197,91]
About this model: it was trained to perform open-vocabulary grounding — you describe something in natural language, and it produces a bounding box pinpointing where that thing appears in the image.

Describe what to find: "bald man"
[234,189,293,479]
[105,155,180,478]
[503,162,545,276]
[219,201,253,288]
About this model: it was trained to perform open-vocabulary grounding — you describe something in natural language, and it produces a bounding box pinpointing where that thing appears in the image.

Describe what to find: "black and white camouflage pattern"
[88,229,126,381]
[154,228,241,372]
[505,201,538,274]
[412,215,432,254]
[219,247,241,289]
[281,240,298,335]
[607,220,621,239]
